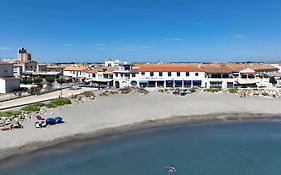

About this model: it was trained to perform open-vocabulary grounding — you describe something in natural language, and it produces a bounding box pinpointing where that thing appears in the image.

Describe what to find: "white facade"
[63,70,88,79]
[0,78,20,93]
[13,66,23,77]
[0,63,14,77]
[114,70,206,88]
[104,59,120,67]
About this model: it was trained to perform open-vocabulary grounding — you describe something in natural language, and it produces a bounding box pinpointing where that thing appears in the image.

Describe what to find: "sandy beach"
[1,91,281,159]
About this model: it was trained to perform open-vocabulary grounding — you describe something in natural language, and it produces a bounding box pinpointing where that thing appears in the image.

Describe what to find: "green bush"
[189,87,196,93]
[45,98,71,108]
[33,102,45,107]
[0,110,22,117]
[21,104,41,112]
[204,88,221,93]
[228,88,238,94]
[45,103,57,108]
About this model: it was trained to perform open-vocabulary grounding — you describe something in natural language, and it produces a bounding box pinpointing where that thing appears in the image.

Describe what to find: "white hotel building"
[62,60,279,89]
[113,63,206,88]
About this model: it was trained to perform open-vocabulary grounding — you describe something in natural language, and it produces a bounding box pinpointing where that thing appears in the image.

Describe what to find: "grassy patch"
[45,98,71,108]
[0,110,22,117]
[228,88,238,94]
[21,104,41,112]
[204,88,221,93]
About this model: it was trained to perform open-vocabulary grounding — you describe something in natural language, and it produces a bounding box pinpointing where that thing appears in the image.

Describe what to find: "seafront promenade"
[0,87,93,110]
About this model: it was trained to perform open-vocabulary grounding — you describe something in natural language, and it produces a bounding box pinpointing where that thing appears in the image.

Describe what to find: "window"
[30,66,33,69]
[159,72,163,77]
[116,73,118,77]
[141,72,145,76]
[132,73,136,77]
[168,72,172,77]
[4,70,8,73]
[195,73,199,76]
[150,72,154,77]
[186,72,189,76]
[177,72,180,77]
[92,73,96,77]
[73,71,75,74]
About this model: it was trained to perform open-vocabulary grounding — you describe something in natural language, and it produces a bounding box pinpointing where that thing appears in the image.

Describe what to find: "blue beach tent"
[54,117,63,124]
[46,118,56,125]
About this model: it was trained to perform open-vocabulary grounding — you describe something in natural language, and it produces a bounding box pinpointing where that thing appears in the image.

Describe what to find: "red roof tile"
[131,63,202,72]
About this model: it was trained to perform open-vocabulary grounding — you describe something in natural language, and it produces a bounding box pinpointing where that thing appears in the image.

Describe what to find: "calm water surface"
[1,120,281,175]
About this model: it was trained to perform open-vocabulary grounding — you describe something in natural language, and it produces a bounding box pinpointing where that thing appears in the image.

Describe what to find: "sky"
[1,0,281,63]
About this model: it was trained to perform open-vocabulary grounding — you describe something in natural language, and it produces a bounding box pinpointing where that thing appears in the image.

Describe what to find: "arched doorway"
[115,81,120,88]
[121,81,127,87]
[131,81,137,86]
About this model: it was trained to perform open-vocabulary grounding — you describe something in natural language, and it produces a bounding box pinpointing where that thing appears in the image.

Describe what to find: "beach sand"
[1,91,281,159]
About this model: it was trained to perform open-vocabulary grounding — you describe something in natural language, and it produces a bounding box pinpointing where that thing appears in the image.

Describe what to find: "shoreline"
[1,112,281,162]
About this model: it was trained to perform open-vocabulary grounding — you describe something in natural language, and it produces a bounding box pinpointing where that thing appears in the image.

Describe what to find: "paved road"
[0,87,94,110]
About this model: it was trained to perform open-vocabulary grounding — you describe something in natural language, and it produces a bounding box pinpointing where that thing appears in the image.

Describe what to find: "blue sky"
[1,0,281,63]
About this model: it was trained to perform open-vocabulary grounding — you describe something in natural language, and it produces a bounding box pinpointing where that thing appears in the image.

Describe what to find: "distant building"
[18,47,32,62]
[63,65,88,79]
[104,59,120,67]
[114,63,205,88]
[0,61,20,93]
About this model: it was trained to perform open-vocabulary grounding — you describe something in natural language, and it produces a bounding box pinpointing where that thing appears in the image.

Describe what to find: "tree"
[33,77,43,84]
[45,76,55,89]
[33,77,43,95]
[56,77,66,95]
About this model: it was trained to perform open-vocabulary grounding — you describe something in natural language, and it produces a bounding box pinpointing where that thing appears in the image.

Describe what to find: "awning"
[183,80,192,83]
[92,79,113,82]
[139,80,148,84]
[193,80,202,83]
[166,80,173,83]
[175,80,182,83]
[236,79,258,85]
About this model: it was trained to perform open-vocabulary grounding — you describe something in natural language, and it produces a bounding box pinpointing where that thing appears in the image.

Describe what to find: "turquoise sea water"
[1,120,281,175]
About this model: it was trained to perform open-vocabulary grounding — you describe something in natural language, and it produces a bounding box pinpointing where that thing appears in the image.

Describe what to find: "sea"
[1,120,281,175]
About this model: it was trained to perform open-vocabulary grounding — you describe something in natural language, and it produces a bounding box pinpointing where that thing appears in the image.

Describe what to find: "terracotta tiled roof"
[201,65,233,73]
[47,65,66,69]
[247,64,279,71]
[131,63,202,72]
[0,76,20,80]
[0,61,12,65]
[64,66,88,71]
[84,66,116,74]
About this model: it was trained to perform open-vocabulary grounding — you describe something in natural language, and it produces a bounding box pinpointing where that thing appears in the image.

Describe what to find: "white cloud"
[233,34,247,39]
[0,47,12,50]
[164,38,184,41]
[121,45,154,49]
